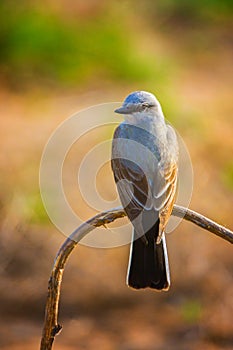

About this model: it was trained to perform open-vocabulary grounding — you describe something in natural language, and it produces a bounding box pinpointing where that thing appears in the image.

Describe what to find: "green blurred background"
[0,1,232,349]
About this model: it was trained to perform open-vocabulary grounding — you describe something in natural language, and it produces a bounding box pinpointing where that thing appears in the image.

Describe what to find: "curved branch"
[40,204,233,350]
[172,206,233,244]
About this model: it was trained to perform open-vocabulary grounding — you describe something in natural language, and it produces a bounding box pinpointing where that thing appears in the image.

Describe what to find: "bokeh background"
[0,1,233,349]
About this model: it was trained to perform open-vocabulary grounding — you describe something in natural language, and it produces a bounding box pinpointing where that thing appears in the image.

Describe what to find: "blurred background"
[0,0,233,349]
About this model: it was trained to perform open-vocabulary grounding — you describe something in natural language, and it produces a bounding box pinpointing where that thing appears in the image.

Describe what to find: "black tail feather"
[127,221,170,290]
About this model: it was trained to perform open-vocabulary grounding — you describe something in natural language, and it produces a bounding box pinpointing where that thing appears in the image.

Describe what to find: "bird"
[111,91,178,290]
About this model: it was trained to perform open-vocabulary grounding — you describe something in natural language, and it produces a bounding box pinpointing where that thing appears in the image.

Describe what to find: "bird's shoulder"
[114,121,159,146]
[113,122,139,139]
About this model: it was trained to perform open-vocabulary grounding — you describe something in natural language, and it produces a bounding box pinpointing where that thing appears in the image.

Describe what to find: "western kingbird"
[111,91,178,290]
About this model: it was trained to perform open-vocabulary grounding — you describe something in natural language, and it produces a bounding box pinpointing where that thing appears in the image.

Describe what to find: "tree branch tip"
[52,325,62,336]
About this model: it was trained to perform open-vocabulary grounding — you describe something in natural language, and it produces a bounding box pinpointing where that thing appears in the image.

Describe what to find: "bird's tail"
[127,222,170,290]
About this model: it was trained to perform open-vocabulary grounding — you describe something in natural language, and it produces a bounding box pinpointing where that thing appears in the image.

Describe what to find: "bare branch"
[172,206,233,244]
[40,205,233,350]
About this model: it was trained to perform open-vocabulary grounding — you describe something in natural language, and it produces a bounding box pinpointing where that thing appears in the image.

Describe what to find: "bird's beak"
[114,106,130,114]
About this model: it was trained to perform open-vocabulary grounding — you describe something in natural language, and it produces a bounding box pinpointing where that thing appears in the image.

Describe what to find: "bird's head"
[115,91,160,116]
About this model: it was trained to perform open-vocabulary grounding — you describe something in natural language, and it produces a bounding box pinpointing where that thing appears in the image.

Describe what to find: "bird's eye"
[142,102,150,108]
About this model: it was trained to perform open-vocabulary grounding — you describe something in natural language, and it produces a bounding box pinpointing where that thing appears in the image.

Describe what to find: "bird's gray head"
[115,91,160,115]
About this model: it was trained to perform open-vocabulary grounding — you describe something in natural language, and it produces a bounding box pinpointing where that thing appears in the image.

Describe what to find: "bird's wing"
[152,161,178,211]
[157,125,179,239]
[111,156,152,215]
[111,155,157,240]
[111,124,154,229]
